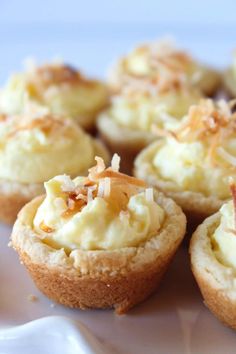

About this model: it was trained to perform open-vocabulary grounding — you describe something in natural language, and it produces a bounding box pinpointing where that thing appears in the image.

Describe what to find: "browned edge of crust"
[0,192,32,224]
[17,247,176,314]
[0,184,44,225]
[190,213,236,330]
[11,192,186,314]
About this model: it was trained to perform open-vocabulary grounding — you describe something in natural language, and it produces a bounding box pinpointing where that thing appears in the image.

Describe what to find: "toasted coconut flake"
[95,156,106,172]
[76,193,87,202]
[88,156,106,180]
[151,124,178,140]
[97,169,146,187]
[62,199,85,217]
[225,228,236,236]
[67,198,75,209]
[118,40,196,95]
[145,188,154,202]
[97,180,105,198]
[104,177,111,197]
[217,147,236,167]
[61,176,76,193]
[87,187,94,203]
[111,153,121,172]
[57,155,147,218]
[39,221,54,233]
[169,99,236,167]
[8,116,65,138]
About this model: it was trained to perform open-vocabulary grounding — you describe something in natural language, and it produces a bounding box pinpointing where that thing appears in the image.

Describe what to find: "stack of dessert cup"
[4,38,236,330]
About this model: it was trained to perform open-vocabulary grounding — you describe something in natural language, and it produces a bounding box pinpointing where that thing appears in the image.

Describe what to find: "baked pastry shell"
[11,191,186,314]
[134,140,225,229]
[190,212,236,330]
[0,139,110,224]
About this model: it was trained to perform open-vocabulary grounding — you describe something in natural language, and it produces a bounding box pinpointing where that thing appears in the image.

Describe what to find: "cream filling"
[33,175,165,251]
[153,137,236,199]
[0,72,107,123]
[108,91,201,132]
[212,201,236,270]
[0,117,95,183]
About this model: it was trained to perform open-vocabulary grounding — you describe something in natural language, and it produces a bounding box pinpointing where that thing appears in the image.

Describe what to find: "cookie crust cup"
[134,99,236,224]
[11,155,186,314]
[108,39,221,97]
[190,182,236,329]
[0,112,109,224]
[0,62,108,132]
[98,77,202,173]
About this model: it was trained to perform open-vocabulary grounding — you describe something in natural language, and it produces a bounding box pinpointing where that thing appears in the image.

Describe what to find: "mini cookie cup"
[134,140,226,230]
[11,192,186,314]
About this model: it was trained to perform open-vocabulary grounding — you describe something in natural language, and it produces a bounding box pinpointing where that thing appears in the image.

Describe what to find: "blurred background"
[0,0,235,81]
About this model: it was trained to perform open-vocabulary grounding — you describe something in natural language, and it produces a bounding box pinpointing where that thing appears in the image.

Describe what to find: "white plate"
[1,225,236,354]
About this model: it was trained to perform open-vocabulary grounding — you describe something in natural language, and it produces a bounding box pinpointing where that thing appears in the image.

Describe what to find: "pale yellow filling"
[0,115,96,183]
[33,175,165,251]
[0,66,107,125]
[107,91,201,131]
[124,47,196,80]
[114,40,205,89]
[212,201,236,270]
[153,137,236,199]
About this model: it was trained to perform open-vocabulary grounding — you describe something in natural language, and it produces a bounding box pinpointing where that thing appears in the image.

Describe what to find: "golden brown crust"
[134,140,226,221]
[18,248,173,314]
[11,192,186,314]
[0,181,44,224]
[195,67,222,97]
[97,114,155,173]
[223,69,236,99]
[190,213,236,329]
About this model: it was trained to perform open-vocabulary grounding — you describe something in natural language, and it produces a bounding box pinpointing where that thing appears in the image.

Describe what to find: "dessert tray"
[1,224,236,354]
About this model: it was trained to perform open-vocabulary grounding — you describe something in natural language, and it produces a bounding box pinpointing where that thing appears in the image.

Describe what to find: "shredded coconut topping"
[153,99,236,167]
[111,153,121,172]
[117,40,197,96]
[145,188,154,202]
[56,154,147,218]
[61,175,76,192]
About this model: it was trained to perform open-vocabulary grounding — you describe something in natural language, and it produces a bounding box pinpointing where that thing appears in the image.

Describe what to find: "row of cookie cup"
[190,190,236,330]
[10,157,186,314]
[0,113,109,224]
[0,62,109,133]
